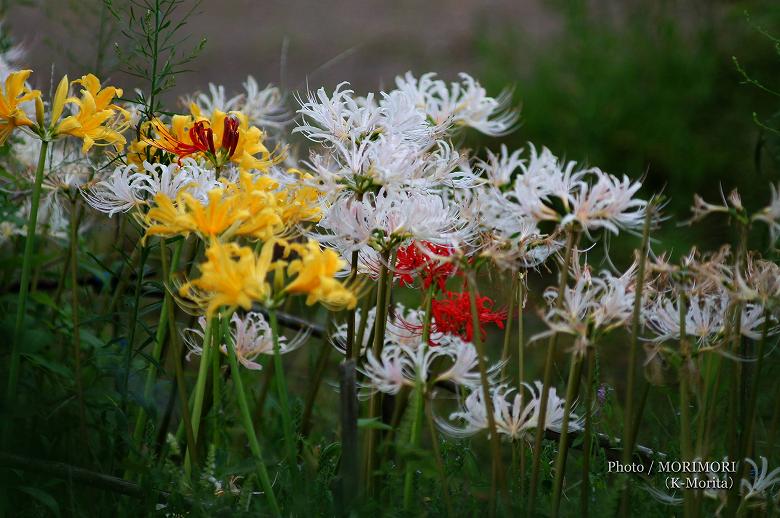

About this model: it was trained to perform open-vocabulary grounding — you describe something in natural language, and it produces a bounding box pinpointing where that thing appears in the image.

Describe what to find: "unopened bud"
[34,97,45,127]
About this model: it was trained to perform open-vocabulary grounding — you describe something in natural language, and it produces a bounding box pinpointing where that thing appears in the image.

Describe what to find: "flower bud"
[34,96,44,127]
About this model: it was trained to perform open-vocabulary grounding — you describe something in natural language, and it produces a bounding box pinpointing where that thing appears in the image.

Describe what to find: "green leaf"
[22,352,72,378]
[357,418,393,431]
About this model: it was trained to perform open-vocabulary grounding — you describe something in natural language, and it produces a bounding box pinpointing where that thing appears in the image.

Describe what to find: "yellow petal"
[56,116,81,135]
[51,75,69,126]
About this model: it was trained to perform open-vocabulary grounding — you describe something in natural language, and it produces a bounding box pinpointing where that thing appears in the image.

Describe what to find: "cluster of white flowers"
[184,312,307,371]
[533,260,637,356]
[297,72,518,262]
[357,333,502,396]
[643,289,775,346]
[438,381,579,441]
[473,143,649,270]
[81,159,221,217]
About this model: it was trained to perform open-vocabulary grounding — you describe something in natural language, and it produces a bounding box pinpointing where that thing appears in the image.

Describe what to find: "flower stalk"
[184,315,214,478]
[69,196,89,446]
[269,308,298,481]
[225,322,281,517]
[6,139,50,414]
[364,250,392,494]
[466,270,507,515]
[528,229,578,513]
[402,282,435,509]
[678,293,693,517]
[550,352,583,517]
[581,348,595,517]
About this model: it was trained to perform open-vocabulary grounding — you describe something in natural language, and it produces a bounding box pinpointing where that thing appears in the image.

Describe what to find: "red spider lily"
[430,290,505,342]
[221,114,240,158]
[395,241,456,291]
[147,115,240,164]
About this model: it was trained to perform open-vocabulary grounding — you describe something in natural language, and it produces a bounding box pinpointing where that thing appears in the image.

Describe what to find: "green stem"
[551,353,583,517]
[131,239,182,449]
[517,272,525,388]
[69,196,88,447]
[6,139,50,414]
[184,315,213,478]
[212,310,228,451]
[528,230,577,513]
[678,294,693,517]
[170,311,197,474]
[741,309,770,468]
[617,201,654,516]
[678,294,693,463]
[466,271,507,515]
[500,274,518,377]
[301,319,334,437]
[517,272,526,503]
[425,397,454,518]
[402,381,424,510]
[581,348,595,518]
[345,250,359,360]
[364,250,391,494]
[402,283,435,509]
[121,244,150,417]
[225,323,281,517]
[269,309,298,479]
[621,201,653,461]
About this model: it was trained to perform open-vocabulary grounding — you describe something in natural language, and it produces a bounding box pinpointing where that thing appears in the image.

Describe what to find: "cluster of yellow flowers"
[154,171,356,316]
[0,70,128,150]
[179,237,356,317]
[0,67,356,321]
[131,109,356,318]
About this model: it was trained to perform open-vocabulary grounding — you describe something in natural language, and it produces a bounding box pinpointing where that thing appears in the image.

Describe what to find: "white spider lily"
[296,83,381,144]
[304,134,473,195]
[533,263,636,356]
[136,159,207,200]
[189,82,241,117]
[479,144,524,188]
[394,72,518,136]
[643,290,776,346]
[433,334,504,387]
[184,312,305,371]
[332,302,440,356]
[358,335,501,395]
[81,159,219,216]
[736,259,780,304]
[314,189,474,255]
[358,343,419,395]
[239,77,290,130]
[478,144,585,235]
[562,171,647,235]
[439,381,578,440]
[741,457,780,505]
[753,183,780,242]
[81,163,147,216]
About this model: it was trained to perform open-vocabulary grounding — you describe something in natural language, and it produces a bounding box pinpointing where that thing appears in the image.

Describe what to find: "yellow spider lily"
[0,70,41,144]
[56,74,130,153]
[144,189,249,240]
[179,239,277,317]
[285,240,357,310]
